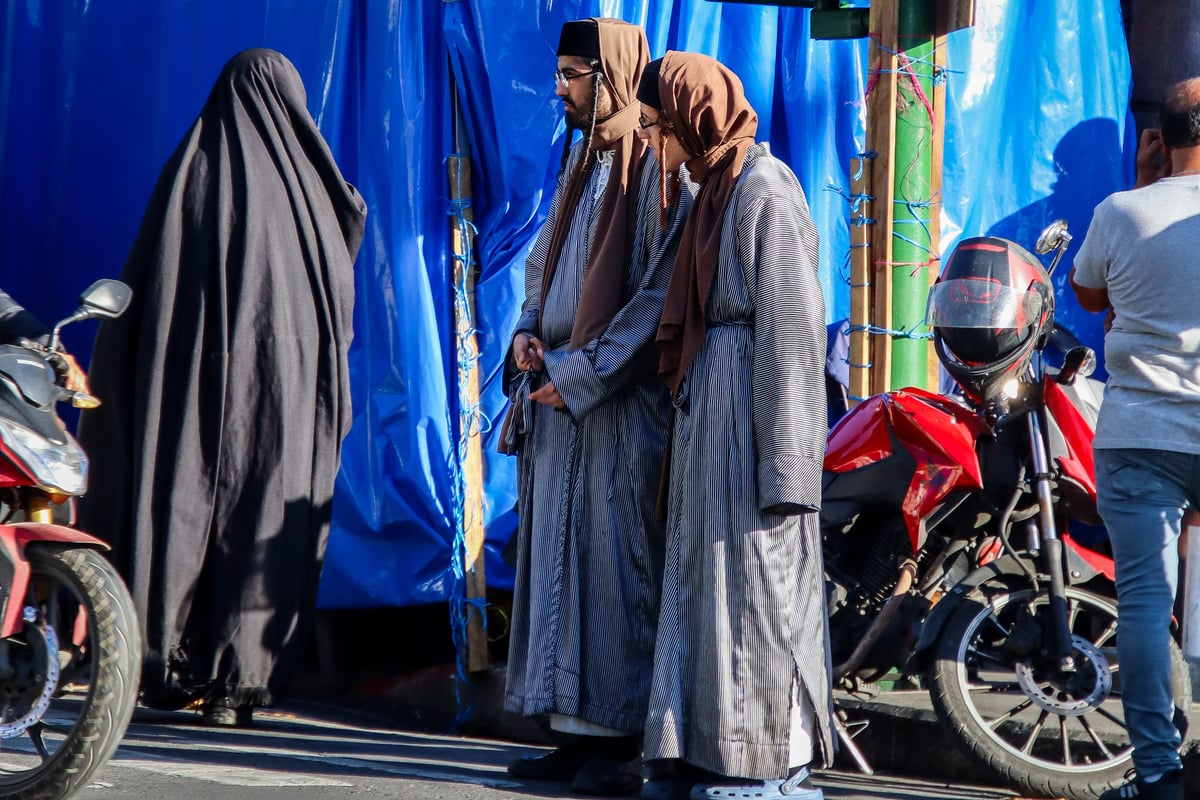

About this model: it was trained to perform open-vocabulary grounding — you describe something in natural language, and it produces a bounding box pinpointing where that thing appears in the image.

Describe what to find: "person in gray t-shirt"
[1069,77,1200,800]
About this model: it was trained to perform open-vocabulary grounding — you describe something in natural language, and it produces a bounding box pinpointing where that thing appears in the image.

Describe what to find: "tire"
[0,545,141,800]
[928,586,1190,800]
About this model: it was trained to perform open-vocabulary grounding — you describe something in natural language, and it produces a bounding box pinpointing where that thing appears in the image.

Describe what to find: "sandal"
[689,766,823,800]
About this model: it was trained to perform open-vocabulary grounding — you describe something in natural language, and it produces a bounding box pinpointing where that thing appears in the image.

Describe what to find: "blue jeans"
[1094,448,1200,776]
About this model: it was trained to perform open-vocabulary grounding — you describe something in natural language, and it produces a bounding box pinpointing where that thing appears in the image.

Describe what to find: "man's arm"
[0,289,89,392]
[0,288,49,343]
[1069,268,1110,313]
[1134,128,1170,189]
[539,157,693,419]
[1069,129,1163,317]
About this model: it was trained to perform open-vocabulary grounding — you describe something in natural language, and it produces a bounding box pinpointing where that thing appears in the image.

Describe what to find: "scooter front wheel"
[0,544,140,799]
[927,585,1189,800]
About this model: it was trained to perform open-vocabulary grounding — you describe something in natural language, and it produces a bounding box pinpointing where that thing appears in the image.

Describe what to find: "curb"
[832,691,981,781]
[834,690,1200,796]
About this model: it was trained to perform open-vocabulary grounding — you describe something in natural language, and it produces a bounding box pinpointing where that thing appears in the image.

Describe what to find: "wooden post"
[926,28,948,391]
[866,0,900,396]
[447,154,488,673]
[848,152,873,407]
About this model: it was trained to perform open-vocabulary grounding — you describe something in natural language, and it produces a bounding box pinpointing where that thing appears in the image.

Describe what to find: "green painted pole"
[888,0,937,390]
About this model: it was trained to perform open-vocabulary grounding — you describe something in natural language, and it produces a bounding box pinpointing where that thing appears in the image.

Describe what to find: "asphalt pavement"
[64,699,1023,800]
[61,658,1199,800]
[331,663,1200,798]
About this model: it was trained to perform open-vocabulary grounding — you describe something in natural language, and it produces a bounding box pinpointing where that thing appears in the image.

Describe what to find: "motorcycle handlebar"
[11,336,95,404]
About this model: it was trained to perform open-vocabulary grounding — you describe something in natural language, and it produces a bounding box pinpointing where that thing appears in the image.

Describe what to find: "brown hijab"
[539,18,650,349]
[652,52,758,393]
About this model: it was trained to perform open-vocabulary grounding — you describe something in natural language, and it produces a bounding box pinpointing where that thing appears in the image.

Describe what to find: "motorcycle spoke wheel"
[928,586,1190,800]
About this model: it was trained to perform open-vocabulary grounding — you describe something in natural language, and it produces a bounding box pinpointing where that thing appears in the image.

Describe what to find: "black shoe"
[201,697,237,727]
[1099,769,1184,800]
[642,760,723,800]
[509,736,640,782]
[508,741,597,782]
[570,756,642,796]
[200,696,253,728]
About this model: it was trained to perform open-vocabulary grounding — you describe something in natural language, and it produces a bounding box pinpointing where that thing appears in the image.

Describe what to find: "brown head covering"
[651,51,758,393]
[539,18,650,349]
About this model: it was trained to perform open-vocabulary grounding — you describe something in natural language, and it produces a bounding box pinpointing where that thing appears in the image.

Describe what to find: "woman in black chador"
[77,48,366,726]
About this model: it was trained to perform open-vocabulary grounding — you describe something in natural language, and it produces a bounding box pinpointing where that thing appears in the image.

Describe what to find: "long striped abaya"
[504,143,690,732]
[644,144,834,779]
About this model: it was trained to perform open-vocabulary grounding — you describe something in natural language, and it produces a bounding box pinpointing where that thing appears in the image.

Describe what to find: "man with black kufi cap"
[498,16,693,796]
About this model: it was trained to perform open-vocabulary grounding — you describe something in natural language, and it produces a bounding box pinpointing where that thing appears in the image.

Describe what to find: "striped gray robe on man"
[504,141,690,732]
[644,144,834,778]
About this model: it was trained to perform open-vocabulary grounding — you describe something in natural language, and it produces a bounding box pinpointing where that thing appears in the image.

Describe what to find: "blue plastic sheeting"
[0,1,1130,607]
[942,2,1132,376]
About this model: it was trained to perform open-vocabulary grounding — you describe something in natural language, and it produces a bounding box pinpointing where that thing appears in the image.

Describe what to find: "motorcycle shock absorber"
[23,494,53,524]
[1026,408,1076,673]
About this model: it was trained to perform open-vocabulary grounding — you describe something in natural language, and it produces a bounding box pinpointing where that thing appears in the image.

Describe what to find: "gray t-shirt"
[1072,174,1200,455]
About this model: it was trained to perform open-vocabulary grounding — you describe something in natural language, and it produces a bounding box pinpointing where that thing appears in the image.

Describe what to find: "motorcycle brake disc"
[0,607,61,739]
[1014,634,1112,716]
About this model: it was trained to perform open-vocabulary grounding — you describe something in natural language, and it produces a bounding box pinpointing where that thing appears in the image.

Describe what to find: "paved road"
[53,702,1026,800]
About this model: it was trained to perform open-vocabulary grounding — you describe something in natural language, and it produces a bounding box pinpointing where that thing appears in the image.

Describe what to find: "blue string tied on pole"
[444,153,489,732]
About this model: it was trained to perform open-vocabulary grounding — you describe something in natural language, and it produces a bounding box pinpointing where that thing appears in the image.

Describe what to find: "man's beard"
[563,99,596,131]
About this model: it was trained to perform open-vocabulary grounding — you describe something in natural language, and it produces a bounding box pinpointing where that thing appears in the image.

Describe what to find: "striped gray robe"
[644,144,834,778]
[504,142,690,732]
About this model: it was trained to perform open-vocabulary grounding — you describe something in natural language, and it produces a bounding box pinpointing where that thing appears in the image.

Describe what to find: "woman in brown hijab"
[634,52,832,800]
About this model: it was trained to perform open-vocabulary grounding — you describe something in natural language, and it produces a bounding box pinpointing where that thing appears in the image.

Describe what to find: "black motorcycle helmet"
[927,236,1054,402]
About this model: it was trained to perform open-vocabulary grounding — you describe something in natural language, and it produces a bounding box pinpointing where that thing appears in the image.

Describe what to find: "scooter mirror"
[77,279,132,320]
[1035,219,1071,255]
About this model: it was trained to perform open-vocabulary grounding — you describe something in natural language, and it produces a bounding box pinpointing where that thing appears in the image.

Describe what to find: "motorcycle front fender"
[0,522,111,637]
[906,544,1108,673]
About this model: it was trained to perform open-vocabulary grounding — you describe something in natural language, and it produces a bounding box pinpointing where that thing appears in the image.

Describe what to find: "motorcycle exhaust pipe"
[833,559,918,682]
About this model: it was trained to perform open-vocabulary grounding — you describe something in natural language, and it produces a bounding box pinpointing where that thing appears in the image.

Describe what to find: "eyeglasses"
[554,68,600,89]
[638,115,666,131]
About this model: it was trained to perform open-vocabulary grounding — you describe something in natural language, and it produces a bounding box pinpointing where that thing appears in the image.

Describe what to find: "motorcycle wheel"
[0,545,140,800]
[928,585,1190,800]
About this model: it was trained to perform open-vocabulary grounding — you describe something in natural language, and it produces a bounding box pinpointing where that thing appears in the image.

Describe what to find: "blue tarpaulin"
[0,1,1131,607]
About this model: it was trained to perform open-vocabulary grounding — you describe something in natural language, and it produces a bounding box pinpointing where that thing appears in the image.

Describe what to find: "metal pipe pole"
[888,0,937,391]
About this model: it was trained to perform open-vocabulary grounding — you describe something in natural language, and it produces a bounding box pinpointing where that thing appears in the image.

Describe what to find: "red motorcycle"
[821,222,1190,800]
[0,279,140,799]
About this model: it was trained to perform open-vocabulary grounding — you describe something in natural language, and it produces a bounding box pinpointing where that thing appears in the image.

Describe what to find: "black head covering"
[77,48,366,710]
[557,19,601,59]
[636,58,663,109]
